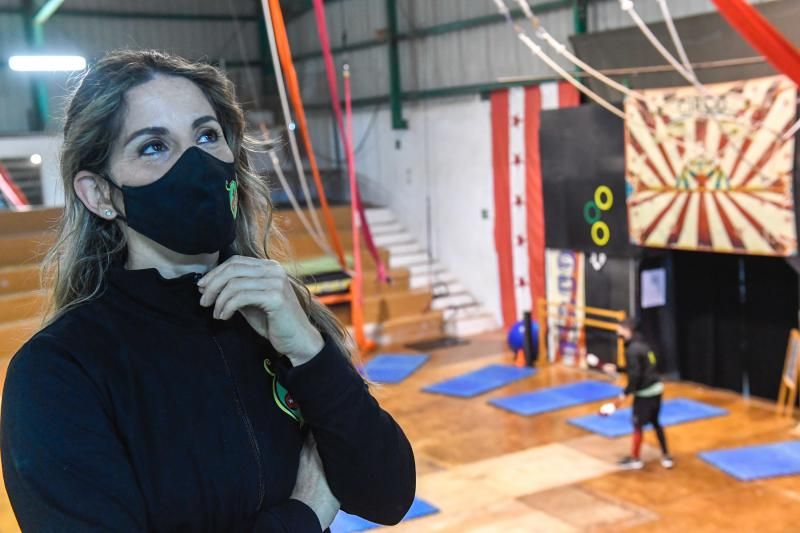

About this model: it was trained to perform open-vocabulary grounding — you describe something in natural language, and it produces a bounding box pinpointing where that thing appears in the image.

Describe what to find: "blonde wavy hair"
[44,49,354,361]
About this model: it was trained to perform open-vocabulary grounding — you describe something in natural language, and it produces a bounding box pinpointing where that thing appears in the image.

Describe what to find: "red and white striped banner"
[491,81,580,328]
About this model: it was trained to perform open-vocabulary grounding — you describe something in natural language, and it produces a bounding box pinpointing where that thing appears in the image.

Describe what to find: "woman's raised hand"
[198,256,324,366]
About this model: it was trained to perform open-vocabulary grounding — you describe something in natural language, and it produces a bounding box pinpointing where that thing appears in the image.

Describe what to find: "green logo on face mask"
[226,179,238,219]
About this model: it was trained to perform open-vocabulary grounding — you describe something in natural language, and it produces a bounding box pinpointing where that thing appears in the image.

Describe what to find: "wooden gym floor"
[1,330,799,532]
[373,331,800,532]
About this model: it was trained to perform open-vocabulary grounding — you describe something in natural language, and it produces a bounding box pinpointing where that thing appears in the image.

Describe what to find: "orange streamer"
[265,0,347,269]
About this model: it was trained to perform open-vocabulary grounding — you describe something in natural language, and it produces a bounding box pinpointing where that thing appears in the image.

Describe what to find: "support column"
[22,0,64,131]
[385,0,407,130]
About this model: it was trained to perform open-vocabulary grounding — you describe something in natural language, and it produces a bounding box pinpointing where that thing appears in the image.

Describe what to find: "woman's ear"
[73,171,118,220]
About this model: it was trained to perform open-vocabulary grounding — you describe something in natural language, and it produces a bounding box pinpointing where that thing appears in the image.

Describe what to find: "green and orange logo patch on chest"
[263,358,303,425]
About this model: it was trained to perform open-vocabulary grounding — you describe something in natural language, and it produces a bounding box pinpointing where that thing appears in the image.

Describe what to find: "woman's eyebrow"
[124,126,168,147]
[123,116,219,147]
[192,115,218,128]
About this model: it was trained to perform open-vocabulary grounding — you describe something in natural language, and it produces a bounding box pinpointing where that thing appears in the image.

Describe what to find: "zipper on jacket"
[212,335,266,511]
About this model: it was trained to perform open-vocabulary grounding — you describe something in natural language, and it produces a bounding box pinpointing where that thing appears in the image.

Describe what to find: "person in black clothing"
[1,50,415,532]
[604,319,673,470]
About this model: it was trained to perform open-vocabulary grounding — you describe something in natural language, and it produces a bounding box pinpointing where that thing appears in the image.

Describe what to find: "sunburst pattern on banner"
[625,76,797,256]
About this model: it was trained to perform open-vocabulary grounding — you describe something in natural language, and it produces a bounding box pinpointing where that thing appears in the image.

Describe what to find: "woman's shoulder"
[1,302,118,463]
[6,297,116,392]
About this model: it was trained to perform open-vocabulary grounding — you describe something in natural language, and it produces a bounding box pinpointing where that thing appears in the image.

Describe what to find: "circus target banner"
[625,75,798,256]
[541,104,630,255]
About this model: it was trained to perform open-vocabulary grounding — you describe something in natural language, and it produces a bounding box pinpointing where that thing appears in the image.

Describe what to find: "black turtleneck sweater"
[1,265,415,532]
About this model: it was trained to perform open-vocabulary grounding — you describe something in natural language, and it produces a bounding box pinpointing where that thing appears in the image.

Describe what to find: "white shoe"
[618,456,644,470]
[661,455,674,469]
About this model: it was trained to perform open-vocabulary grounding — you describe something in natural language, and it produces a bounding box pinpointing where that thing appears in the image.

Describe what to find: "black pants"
[633,394,669,455]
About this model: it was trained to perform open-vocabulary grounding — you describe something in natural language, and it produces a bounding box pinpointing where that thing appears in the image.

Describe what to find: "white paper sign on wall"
[641,268,667,309]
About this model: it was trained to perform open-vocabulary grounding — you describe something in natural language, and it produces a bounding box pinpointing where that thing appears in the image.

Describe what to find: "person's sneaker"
[661,455,674,469]
[618,456,644,470]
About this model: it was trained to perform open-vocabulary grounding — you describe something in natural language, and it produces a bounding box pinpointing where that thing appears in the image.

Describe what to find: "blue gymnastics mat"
[330,497,439,532]
[568,398,728,438]
[363,354,429,384]
[423,364,536,398]
[699,440,800,481]
[489,380,622,416]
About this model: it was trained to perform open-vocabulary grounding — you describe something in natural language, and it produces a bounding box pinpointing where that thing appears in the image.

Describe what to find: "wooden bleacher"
[0,208,61,400]
[0,205,443,369]
[276,205,444,346]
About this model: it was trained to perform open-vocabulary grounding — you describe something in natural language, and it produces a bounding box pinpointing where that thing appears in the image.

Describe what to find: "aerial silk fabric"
[311,0,388,283]
[264,0,347,268]
[712,0,800,87]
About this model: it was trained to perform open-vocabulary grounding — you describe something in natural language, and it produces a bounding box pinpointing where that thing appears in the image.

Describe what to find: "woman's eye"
[139,140,166,156]
[198,128,219,144]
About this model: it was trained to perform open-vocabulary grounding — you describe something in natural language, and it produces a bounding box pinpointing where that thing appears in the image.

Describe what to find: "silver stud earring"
[104,209,114,217]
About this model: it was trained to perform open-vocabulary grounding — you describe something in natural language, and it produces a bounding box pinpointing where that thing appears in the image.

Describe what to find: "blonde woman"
[1,50,414,532]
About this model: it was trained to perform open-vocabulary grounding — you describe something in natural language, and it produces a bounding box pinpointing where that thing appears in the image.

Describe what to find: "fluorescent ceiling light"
[9,55,86,72]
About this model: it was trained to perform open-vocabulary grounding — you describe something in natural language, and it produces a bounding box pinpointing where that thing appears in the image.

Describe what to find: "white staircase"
[365,207,498,338]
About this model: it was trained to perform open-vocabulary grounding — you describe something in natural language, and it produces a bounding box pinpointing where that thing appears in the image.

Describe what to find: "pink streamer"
[312,0,388,283]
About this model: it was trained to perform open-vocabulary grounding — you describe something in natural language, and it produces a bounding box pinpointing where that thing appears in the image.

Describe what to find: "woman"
[0,50,415,532]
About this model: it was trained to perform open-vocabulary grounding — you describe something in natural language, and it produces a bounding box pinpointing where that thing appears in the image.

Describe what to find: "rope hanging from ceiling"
[231,0,331,254]
[264,0,349,268]
[511,0,645,101]
[260,0,331,253]
[492,0,783,186]
[656,0,695,77]
[491,0,625,118]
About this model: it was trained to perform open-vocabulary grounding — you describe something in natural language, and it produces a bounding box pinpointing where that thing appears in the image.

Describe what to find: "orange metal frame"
[777,329,800,417]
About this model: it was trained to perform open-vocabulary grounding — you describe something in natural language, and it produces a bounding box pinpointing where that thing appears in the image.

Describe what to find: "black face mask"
[102,147,238,255]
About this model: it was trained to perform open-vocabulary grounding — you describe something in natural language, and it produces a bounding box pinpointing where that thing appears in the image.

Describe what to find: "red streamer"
[712,0,800,87]
[0,162,29,208]
[264,0,348,269]
[344,67,367,349]
[312,0,388,283]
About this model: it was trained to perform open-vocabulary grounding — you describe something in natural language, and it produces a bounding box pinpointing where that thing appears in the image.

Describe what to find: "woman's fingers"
[196,255,322,362]
[199,255,280,288]
[198,256,286,308]
[210,277,267,318]
[213,277,284,319]
[199,263,264,306]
